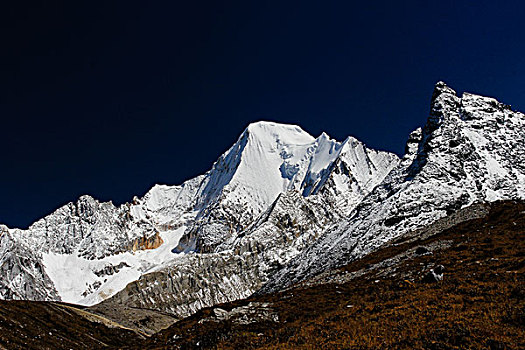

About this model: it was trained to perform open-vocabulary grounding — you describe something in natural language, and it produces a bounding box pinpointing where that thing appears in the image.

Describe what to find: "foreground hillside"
[145,200,524,349]
[0,301,140,349]
[2,200,521,349]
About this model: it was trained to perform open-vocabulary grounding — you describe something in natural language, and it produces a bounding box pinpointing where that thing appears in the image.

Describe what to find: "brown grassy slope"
[0,301,142,349]
[144,201,525,349]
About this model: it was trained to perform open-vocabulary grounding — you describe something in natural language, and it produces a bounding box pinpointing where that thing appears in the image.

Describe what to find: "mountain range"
[0,82,523,341]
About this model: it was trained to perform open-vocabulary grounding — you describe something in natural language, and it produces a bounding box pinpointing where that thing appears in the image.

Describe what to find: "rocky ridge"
[260,81,525,293]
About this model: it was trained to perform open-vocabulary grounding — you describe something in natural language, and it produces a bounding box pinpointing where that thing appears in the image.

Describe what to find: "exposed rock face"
[422,265,444,283]
[261,82,525,293]
[199,302,279,325]
[130,232,164,251]
[0,225,59,301]
[141,200,525,350]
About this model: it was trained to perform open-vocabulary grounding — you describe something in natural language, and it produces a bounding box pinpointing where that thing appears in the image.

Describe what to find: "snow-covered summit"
[246,121,315,143]
[176,120,399,252]
[193,121,316,212]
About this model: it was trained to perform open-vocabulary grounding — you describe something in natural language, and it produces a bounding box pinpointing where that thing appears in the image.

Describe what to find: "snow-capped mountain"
[176,122,399,253]
[2,82,523,321]
[260,81,525,293]
[93,82,525,318]
[0,121,398,307]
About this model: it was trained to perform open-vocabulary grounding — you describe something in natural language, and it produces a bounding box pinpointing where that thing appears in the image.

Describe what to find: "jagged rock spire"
[427,81,460,133]
[431,81,456,103]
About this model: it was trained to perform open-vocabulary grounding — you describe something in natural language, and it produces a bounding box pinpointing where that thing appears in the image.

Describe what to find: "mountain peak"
[244,121,315,145]
[246,120,297,129]
[427,81,460,132]
[432,81,456,97]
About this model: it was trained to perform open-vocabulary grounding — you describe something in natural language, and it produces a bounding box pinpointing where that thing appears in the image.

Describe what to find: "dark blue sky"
[1,1,524,228]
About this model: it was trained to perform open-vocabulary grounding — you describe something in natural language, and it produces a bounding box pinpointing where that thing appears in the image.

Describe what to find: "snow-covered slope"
[260,82,525,293]
[0,121,398,306]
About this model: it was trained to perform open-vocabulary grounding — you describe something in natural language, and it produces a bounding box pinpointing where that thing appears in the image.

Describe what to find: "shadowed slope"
[0,301,141,349]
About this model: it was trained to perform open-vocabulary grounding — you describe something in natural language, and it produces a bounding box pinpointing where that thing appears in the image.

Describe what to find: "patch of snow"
[43,226,187,305]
